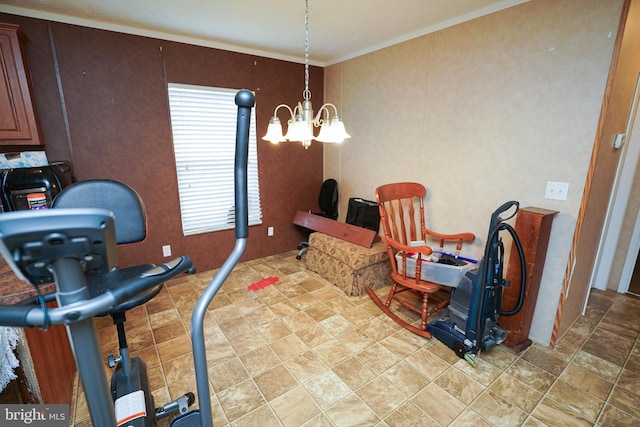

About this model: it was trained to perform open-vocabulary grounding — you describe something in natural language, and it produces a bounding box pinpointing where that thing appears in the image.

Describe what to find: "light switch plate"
[545,181,569,200]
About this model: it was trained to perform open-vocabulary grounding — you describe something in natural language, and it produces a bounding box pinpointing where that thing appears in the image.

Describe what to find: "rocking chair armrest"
[422,228,475,250]
[386,238,433,257]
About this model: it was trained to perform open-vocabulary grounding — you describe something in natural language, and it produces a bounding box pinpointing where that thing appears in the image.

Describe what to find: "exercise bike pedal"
[156,392,195,421]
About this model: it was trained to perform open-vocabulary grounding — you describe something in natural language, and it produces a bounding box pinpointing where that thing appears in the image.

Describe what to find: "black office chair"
[296,178,338,259]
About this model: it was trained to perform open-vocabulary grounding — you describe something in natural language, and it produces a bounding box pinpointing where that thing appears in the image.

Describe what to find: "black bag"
[346,198,380,232]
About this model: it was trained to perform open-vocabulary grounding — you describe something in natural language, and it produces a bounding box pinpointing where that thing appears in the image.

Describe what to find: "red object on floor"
[248,276,279,291]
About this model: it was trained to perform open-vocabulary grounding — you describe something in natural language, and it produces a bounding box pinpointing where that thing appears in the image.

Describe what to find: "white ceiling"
[0,0,528,65]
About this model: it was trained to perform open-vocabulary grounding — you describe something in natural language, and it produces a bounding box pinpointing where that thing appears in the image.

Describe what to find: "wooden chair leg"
[420,292,429,331]
[384,283,397,308]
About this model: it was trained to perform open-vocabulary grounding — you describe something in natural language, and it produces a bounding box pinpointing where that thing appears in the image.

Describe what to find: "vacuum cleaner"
[427,201,526,366]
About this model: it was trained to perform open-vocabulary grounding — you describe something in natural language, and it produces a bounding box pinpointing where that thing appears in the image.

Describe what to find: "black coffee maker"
[0,161,75,212]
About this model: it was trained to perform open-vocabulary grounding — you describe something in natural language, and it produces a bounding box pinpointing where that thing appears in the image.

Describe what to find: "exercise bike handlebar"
[0,255,192,328]
[234,89,253,238]
[0,304,38,327]
[190,89,255,426]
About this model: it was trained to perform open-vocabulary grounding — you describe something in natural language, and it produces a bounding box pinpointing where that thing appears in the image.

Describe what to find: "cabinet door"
[0,23,42,145]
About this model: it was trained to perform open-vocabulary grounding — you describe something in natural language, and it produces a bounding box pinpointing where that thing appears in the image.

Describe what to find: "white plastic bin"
[395,252,476,288]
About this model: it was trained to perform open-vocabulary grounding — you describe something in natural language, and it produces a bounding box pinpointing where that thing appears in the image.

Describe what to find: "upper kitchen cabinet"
[0,23,42,146]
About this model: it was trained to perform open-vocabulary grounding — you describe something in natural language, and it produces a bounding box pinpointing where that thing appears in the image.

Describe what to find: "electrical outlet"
[545,181,569,201]
[268,226,274,236]
[162,245,171,257]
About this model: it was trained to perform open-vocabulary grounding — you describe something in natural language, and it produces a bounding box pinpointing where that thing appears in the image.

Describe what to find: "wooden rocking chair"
[366,182,475,338]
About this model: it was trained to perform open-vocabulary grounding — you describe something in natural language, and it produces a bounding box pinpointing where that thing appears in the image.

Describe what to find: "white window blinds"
[167,84,262,236]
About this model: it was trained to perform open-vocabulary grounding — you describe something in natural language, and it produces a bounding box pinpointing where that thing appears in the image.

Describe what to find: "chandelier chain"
[303,0,310,101]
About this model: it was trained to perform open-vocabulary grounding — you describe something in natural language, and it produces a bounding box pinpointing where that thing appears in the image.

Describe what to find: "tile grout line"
[594,293,640,425]
[216,265,314,426]
[453,346,527,426]
[252,267,434,425]
[537,292,621,426]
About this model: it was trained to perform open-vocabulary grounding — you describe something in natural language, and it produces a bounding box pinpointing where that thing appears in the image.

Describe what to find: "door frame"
[591,73,640,295]
[619,206,640,294]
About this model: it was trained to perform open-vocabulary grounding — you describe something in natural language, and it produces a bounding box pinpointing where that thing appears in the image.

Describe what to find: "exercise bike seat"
[86,264,159,316]
[53,179,163,315]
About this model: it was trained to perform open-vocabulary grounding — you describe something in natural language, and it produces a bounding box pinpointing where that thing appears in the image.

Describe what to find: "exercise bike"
[0,89,255,426]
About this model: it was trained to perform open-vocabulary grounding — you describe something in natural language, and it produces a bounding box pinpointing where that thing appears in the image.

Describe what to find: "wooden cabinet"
[0,260,76,404]
[499,207,558,353]
[21,308,76,404]
[0,23,43,146]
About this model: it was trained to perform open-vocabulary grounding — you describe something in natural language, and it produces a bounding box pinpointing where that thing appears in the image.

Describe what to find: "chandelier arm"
[312,106,329,126]
[272,104,296,120]
[313,103,340,125]
[320,103,340,114]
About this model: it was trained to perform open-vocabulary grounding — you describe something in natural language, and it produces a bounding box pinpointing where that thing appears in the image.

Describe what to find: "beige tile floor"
[70,250,640,426]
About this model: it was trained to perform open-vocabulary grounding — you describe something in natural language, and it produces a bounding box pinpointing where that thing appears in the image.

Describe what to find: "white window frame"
[167,84,262,236]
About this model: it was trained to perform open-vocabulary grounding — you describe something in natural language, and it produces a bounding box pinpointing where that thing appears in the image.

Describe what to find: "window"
[167,84,262,236]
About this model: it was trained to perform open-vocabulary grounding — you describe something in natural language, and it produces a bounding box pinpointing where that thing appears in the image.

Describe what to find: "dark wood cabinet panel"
[0,259,75,404]
[21,313,76,404]
[499,207,558,353]
[0,23,42,146]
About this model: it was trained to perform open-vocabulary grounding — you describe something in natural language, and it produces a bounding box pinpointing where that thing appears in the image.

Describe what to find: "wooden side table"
[499,206,558,353]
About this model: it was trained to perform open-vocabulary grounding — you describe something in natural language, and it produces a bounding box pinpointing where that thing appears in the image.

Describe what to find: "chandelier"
[262,0,350,149]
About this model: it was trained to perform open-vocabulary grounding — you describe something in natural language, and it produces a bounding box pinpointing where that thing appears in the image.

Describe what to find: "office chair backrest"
[52,179,147,244]
[318,179,338,219]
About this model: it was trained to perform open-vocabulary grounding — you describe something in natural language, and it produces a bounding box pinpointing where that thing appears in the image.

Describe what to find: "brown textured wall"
[0,13,324,272]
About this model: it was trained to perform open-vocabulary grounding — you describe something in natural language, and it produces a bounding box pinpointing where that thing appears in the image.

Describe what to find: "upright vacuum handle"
[234,90,255,239]
[490,200,519,228]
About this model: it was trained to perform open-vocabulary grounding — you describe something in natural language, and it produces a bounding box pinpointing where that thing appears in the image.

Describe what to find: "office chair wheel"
[296,242,308,260]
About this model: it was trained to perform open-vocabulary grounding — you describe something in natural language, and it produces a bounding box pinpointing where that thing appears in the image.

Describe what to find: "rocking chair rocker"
[366,182,475,338]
